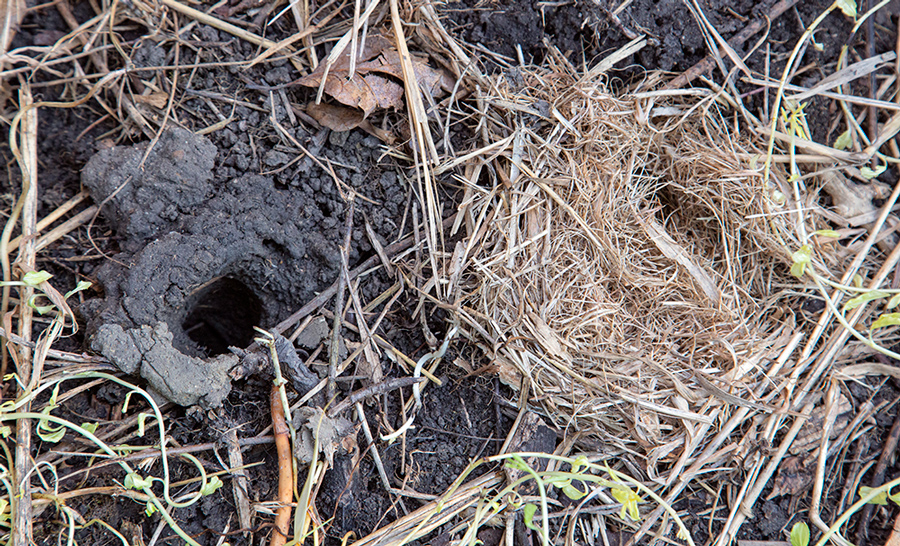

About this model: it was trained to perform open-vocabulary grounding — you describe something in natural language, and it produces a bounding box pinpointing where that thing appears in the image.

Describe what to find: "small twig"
[223,429,252,534]
[11,83,38,546]
[55,0,110,74]
[328,377,426,417]
[269,384,293,546]
[355,402,392,492]
[328,200,355,403]
[8,205,98,255]
[855,413,900,546]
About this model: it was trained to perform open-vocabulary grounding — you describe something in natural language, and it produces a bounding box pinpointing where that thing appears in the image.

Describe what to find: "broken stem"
[11,84,38,546]
[328,200,355,404]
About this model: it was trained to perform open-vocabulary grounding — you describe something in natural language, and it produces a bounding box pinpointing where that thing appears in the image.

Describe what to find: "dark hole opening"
[182,277,262,356]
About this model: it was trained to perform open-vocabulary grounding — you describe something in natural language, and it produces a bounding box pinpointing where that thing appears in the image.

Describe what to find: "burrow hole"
[182,277,262,355]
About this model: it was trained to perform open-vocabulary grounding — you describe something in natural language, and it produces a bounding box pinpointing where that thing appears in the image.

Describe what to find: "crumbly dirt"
[5,0,900,545]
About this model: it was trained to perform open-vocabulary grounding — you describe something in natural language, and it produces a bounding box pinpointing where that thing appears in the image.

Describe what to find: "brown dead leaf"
[767,455,814,499]
[307,102,365,132]
[133,93,170,109]
[294,33,451,117]
[306,102,396,144]
[297,72,403,117]
[355,49,453,99]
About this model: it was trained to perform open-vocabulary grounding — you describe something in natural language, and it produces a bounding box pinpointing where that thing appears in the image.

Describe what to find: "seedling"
[790,522,810,546]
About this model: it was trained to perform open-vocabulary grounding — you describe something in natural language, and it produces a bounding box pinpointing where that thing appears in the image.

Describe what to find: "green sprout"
[790,522,810,546]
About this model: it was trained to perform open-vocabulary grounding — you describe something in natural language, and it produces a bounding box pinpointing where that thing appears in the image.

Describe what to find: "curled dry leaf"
[306,102,395,144]
[307,101,365,132]
[295,33,453,117]
[132,92,170,109]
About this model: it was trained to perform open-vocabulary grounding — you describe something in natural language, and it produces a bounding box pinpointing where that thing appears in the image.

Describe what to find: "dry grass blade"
[390,0,443,302]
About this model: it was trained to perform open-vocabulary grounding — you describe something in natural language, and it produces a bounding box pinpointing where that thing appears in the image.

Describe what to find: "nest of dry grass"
[449,62,812,462]
[419,28,892,539]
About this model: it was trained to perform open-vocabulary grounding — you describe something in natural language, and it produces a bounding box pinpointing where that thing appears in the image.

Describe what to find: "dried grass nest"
[447,63,827,478]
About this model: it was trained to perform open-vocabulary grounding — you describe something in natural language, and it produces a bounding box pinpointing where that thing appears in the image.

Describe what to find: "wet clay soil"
[7,0,900,545]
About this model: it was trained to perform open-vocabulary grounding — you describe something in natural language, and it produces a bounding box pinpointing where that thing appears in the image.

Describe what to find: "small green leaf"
[0,426,10,438]
[26,295,54,315]
[859,486,889,504]
[571,456,588,474]
[21,270,52,286]
[36,419,65,443]
[201,476,224,496]
[833,129,852,151]
[843,290,889,311]
[872,313,900,331]
[48,384,60,405]
[65,281,92,299]
[853,274,864,288]
[504,455,530,473]
[812,229,841,239]
[124,473,152,490]
[561,483,586,500]
[81,422,99,434]
[522,504,539,531]
[836,0,857,18]
[791,245,812,278]
[889,490,900,506]
[888,294,900,310]
[36,385,65,443]
[144,501,157,517]
[137,413,151,437]
[790,522,810,546]
[861,164,887,180]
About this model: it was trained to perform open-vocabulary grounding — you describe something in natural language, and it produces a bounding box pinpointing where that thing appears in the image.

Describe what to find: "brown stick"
[855,414,900,546]
[224,429,252,533]
[664,0,802,89]
[12,84,38,546]
[328,201,354,404]
[270,385,293,546]
[327,376,426,417]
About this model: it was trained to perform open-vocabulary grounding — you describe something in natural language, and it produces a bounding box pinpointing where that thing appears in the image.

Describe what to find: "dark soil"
[5,0,900,545]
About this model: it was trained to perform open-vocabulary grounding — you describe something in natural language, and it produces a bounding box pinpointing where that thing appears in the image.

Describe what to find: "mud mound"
[81,128,365,406]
